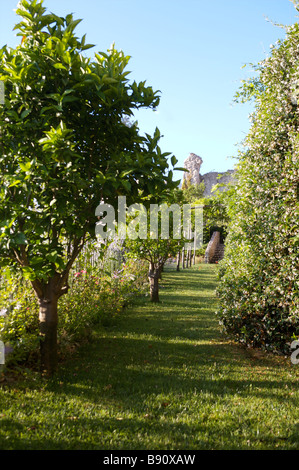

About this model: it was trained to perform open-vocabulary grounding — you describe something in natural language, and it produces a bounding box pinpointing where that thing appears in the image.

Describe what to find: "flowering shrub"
[217,18,299,354]
[59,258,148,340]
[0,257,148,365]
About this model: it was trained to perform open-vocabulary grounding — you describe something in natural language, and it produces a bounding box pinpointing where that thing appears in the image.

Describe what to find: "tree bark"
[32,274,67,377]
[148,263,160,303]
[39,293,59,376]
[187,250,191,268]
[176,252,181,271]
[30,238,84,376]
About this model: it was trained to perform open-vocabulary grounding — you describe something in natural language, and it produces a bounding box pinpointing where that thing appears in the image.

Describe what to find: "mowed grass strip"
[0,264,298,450]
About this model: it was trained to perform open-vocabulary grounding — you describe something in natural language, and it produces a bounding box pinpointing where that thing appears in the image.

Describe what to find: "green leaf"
[53,63,68,71]
[13,232,27,245]
[120,169,134,178]
[19,162,31,172]
[20,109,31,119]
[81,44,95,51]
[21,266,35,280]
[121,180,131,191]
[15,9,33,21]
[8,180,22,188]
[102,76,118,84]
[171,155,178,167]
[62,95,78,104]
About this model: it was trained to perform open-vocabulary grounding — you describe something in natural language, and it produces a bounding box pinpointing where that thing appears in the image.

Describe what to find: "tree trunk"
[148,263,160,302]
[182,248,185,269]
[39,293,59,376]
[188,250,192,267]
[187,250,191,268]
[176,252,181,271]
[150,274,159,302]
[29,239,83,376]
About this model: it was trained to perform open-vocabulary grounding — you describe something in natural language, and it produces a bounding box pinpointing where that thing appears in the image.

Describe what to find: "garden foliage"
[0,246,148,367]
[0,0,180,374]
[217,17,299,353]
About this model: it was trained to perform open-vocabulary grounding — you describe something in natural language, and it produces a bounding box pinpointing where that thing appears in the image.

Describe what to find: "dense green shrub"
[217,16,299,354]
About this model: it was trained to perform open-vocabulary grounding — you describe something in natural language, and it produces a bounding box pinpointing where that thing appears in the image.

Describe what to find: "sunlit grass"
[0,264,298,450]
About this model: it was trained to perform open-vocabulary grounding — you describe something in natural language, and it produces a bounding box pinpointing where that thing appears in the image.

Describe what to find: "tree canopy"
[0,0,180,374]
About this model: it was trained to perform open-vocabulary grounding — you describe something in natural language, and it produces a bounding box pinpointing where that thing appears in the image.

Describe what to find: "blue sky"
[0,0,298,177]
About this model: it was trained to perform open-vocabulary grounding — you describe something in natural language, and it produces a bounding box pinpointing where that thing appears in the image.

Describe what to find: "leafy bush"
[217,17,299,354]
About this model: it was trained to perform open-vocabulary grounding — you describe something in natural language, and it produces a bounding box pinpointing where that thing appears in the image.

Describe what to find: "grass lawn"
[0,264,298,450]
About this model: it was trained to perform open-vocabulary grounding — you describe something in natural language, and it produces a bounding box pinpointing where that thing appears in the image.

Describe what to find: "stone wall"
[200,170,236,197]
[204,231,226,263]
[204,231,220,263]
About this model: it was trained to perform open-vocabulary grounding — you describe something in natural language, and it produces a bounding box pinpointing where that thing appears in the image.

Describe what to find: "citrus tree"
[123,192,193,302]
[125,228,185,303]
[0,0,180,374]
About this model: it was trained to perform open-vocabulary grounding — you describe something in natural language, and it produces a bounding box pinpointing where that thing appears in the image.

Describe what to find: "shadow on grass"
[48,334,298,406]
[1,264,298,450]
[45,265,299,418]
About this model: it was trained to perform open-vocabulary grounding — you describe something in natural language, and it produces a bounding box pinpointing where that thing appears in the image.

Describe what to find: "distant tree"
[181,173,191,190]
[181,169,205,201]
[182,182,205,203]
[123,190,187,302]
[125,224,185,302]
[197,183,235,244]
[0,0,180,374]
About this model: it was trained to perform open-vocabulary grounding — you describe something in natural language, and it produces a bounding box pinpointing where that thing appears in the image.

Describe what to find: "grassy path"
[0,264,298,450]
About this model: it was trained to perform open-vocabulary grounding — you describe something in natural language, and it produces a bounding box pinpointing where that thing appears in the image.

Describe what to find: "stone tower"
[182,153,203,187]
